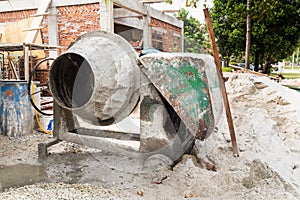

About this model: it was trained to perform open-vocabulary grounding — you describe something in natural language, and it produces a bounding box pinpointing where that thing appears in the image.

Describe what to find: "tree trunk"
[224,58,229,67]
[245,0,251,70]
[264,61,271,74]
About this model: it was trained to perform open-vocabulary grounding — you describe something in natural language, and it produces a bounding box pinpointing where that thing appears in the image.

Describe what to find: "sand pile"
[133,72,300,199]
[1,72,300,199]
[190,73,300,199]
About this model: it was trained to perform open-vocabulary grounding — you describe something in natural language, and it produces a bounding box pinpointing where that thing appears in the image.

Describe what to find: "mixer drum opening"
[49,53,94,110]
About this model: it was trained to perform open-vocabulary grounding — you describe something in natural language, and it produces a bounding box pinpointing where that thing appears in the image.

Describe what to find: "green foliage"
[210,1,246,64]
[178,0,208,8]
[210,0,300,73]
[165,0,173,4]
[177,8,206,53]
[186,0,198,8]
[222,67,233,72]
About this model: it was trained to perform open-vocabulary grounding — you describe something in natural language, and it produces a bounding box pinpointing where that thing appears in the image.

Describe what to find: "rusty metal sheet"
[139,53,218,140]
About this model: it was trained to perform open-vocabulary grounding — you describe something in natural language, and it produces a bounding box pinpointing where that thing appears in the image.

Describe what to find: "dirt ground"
[1,72,300,199]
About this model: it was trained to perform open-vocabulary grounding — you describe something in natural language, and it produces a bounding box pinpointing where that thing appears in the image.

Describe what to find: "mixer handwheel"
[28,57,54,116]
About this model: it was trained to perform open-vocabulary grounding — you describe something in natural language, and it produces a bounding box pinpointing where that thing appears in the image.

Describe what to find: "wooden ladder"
[24,0,52,43]
[23,0,52,80]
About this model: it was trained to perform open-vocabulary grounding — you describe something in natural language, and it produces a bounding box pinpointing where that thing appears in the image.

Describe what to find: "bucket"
[0,81,34,137]
[38,110,53,132]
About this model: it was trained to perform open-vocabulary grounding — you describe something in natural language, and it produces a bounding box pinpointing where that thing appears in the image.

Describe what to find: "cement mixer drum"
[49,31,140,125]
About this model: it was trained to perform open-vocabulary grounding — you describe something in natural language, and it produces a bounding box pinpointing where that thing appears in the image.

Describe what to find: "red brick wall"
[0,5,182,53]
[0,10,36,22]
[56,4,100,52]
[0,4,100,52]
[150,18,182,52]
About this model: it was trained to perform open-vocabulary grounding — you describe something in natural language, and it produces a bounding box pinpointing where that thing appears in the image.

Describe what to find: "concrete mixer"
[39,31,224,167]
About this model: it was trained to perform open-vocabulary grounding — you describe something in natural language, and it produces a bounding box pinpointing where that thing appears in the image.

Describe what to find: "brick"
[0,3,180,52]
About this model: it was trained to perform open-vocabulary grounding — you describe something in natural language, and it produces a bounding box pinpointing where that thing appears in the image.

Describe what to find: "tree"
[166,0,200,8]
[176,8,207,53]
[210,0,300,73]
[210,1,247,66]
[251,0,300,73]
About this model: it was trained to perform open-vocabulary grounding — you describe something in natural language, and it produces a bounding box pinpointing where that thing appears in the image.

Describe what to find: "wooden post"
[203,8,239,156]
[24,45,30,81]
[245,0,251,70]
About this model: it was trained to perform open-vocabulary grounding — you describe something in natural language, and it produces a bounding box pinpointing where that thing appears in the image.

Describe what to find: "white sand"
[1,72,300,199]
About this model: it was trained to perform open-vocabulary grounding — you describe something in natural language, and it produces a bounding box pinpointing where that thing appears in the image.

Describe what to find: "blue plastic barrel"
[0,81,34,137]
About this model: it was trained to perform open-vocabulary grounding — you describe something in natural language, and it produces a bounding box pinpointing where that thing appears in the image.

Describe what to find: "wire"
[30,81,53,134]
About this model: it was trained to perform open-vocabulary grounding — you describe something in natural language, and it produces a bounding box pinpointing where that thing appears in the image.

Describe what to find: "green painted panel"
[140,53,216,140]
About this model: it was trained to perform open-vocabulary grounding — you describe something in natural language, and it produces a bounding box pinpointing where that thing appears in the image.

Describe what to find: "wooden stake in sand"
[203,8,239,157]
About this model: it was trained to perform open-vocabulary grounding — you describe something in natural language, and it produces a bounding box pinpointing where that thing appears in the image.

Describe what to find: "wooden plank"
[23,42,62,50]
[204,8,239,157]
[24,45,29,80]
[8,57,19,80]
[30,12,50,17]
[22,26,44,32]
[162,9,180,13]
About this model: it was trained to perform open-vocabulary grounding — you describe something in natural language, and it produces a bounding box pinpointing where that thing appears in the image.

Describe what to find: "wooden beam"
[30,12,50,17]
[23,45,30,80]
[8,56,19,80]
[204,8,239,157]
[23,43,62,50]
[22,26,44,32]
[162,9,180,13]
